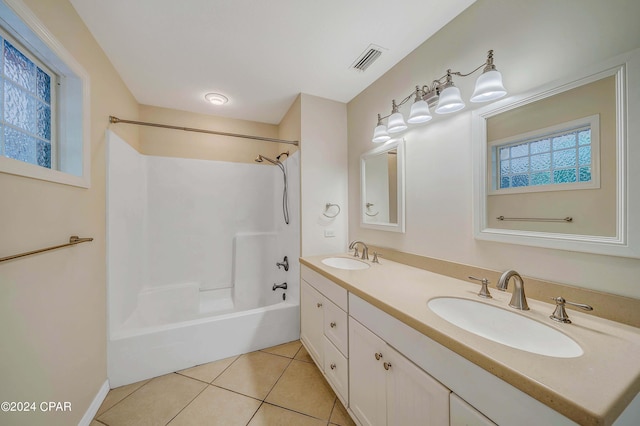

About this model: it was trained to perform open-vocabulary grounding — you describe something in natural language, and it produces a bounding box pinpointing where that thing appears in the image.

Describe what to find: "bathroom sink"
[321,257,370,270]
[427,297,583,358]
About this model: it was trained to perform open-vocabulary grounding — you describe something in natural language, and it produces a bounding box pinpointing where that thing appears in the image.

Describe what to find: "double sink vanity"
[299,251,640,426]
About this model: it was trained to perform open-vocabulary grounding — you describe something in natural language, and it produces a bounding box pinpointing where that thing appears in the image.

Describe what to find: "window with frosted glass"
[493,124,593,191]
[0,34,54,168]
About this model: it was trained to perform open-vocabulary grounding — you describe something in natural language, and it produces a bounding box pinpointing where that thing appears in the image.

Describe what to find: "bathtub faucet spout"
[272,282,288,291]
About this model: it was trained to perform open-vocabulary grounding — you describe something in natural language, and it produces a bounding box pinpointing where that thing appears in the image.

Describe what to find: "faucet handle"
[468,276,492,299]
[352,247,360,257]
[372,252,381,263]
[550,296,593,323]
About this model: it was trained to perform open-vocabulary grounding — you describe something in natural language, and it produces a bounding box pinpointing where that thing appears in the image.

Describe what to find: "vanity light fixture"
[372,114,391,143]
[371,50,507,142]
[205,92,229,105]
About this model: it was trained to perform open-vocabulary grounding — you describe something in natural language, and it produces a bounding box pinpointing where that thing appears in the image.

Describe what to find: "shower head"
[254,154,280,166]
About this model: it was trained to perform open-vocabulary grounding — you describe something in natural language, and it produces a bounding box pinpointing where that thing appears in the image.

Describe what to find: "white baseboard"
[78,379,109,426]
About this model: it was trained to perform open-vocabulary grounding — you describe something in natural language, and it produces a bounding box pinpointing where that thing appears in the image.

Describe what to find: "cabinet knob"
[330,321,336,328]
[317,302,323,308]
[330,363,336,370]
[383,362,392,371]
[374,352,382,361]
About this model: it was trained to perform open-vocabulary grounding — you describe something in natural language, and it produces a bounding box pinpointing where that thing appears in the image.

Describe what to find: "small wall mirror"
[361,139,405,233]
[472,49,640,258]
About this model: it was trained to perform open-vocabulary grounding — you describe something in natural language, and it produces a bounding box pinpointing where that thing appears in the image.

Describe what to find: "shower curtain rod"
[109,116,299,146]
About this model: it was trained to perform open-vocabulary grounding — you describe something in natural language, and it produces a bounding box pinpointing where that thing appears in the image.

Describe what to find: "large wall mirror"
[361,139,405,233]
[472,48,640,258]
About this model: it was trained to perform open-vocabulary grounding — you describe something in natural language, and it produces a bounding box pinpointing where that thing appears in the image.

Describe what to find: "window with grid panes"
[490,116,599,194]
[0,31,55,168]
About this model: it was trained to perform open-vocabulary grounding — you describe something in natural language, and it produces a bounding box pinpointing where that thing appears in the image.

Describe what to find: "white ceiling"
[69,0,475,124]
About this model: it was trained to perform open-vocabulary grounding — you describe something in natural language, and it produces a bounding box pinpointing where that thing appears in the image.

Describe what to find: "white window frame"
[0,0,90,188]
[488,115,600,195]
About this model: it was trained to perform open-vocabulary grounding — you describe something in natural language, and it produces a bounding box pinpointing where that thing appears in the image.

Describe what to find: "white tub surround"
[106,131,300,386]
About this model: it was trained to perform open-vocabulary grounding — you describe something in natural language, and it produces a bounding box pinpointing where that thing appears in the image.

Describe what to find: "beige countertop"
[300,254,640,426]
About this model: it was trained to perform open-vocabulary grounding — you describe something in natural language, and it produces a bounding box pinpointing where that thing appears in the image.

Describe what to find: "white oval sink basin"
[321,257,370,270]
[428,297,583,358]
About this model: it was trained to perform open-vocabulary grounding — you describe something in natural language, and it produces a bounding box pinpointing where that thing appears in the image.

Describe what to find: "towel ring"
[365,202,379,217]
[323,203,341,218]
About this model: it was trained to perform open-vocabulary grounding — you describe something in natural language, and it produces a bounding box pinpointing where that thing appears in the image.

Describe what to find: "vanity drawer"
[323,336,348,405]
[301,265,348,311]
[323,298,348,356]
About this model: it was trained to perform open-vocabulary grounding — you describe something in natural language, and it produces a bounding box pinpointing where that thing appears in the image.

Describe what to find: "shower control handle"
[330,321,336,328]
[276,256,289,271]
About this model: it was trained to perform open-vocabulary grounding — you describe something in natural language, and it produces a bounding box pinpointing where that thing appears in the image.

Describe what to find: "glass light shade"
[205,93,229,105]
[435,85,465,114]
[407,99,432,124]
[372,124,391,143]
[470,70,507,102]
[387,112,408,133]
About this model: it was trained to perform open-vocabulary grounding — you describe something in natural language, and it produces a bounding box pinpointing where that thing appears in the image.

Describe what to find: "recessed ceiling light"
[205,93,229,105]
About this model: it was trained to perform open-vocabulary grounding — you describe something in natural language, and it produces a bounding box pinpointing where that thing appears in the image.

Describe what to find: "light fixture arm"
[371,50,506,142]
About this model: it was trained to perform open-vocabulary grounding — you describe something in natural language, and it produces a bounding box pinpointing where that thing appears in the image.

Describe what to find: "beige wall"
[487,76,616,236]
[138,104,282,163]
[347,0,640,299]
[0,0,139,424]
[300,94,349,256]
[278,94,301,159]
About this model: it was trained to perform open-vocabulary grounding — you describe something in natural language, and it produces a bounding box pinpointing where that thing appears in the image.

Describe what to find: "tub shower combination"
[106,131,300,387]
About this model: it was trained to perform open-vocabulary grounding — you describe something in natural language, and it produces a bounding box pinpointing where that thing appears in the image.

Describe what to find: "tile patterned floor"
[92,340,356,426]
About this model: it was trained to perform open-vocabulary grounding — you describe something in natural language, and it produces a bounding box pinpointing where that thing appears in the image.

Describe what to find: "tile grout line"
[208,382,264,402]
[327,397,338,424]
[264,400,338,423]
[243,346,301,426]
[163,373,210,425]
[262,354,296,402]
[165,354,258,425]
[261,353,339,423]
[94,378,154,421]
[175,354,241,385]
[244,401,265,426]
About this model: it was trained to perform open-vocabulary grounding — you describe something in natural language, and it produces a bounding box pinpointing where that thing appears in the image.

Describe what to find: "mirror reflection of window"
[486,76,615,237]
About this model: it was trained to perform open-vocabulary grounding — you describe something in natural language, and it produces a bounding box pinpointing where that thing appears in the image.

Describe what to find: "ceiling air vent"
[351,44,385,72]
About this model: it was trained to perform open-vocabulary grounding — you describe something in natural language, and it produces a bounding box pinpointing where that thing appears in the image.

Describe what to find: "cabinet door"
[300,280,324,367]
[349,317,387,426]
[386,345,451,426]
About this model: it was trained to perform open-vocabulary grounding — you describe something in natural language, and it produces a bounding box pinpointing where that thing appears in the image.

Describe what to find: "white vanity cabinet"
[300,266,349,404]
[349,317,450,426]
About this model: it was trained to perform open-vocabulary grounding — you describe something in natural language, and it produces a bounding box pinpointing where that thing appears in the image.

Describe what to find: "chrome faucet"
[496,270,529,310]
[272,282,287,291]
[348,240,369,260]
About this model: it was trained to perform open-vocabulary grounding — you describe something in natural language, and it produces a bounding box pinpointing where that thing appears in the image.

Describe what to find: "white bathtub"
[108,295,300,387]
